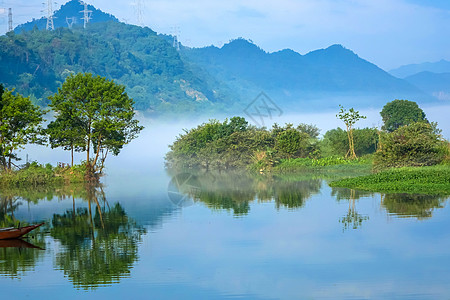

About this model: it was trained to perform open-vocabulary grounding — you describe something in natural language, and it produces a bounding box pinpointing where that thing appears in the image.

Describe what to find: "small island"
[165,100,450,195]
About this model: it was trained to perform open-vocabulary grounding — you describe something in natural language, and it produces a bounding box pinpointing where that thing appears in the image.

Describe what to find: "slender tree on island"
[48,73,144,178]
[337,105,366,159]
[0,85,46,171]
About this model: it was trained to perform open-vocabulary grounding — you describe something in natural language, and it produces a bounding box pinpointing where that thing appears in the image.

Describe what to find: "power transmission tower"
[80,1,92,28]
[7,7,12,32]
[133,0,144,26]
[171,26,180,51]
[45,0,55,31]
[66,16,76,29]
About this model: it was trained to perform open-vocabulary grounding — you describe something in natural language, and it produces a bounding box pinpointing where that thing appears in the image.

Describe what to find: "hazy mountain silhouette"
[404,71,450,101]
[390,60,450,78]
[183,39,432,109]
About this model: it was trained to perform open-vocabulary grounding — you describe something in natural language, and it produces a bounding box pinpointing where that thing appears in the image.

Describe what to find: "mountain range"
[0,0,443,114]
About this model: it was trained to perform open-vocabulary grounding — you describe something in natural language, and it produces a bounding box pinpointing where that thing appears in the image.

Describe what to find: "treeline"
[166,100,449,172]
[165,117,378,171]
[0,73,142,183]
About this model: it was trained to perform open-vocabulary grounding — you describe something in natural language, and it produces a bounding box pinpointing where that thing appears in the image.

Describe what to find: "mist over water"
[3,102,450,299]
[18,103,450,172]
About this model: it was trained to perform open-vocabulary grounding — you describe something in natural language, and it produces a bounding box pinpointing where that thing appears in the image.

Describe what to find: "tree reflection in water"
[50,186,146,290]
[0,193,46,278]
[332,187,371,231]
[381,193,448,219]
[173,171,322,216]
[0,184,145,289]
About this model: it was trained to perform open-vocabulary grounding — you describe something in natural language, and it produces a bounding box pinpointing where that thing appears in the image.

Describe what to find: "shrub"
[374,122,446,170]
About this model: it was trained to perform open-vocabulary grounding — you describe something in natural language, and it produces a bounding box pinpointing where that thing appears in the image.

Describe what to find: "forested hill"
[15,0,119,33]
[0,1,438,115]
[182,39,432,109]
[0,21,236,113]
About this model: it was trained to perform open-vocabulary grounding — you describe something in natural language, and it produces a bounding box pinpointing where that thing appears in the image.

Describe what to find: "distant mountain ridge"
[404,71,450,101]
[183,39,432,110]
[389,60,450,78]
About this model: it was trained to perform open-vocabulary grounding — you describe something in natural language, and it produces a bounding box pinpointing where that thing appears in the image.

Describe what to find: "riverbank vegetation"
[166,99,449,194]
[0,73,143,186]
[329,165,450,195]
[165,115,379,172]
[0,162,86,187]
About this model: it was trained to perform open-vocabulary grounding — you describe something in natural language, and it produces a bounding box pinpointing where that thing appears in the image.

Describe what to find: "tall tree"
[48,73,143,177]
[0,87,45,171]
[336,105,366,159]
[380,99,427,132]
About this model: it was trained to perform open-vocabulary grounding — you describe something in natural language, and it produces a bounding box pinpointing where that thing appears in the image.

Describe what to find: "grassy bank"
[0,162,86,187]
[329,165,450,195]
[271,156,372,173]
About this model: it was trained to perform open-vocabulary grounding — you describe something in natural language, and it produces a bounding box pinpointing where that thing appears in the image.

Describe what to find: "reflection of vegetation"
[50,188,145,290]
[382,193,448,220]
[0,186,46,278]
[173,171,322,215]
[0,234,45,278]
[332,188,370,231]
[0,183,90,227]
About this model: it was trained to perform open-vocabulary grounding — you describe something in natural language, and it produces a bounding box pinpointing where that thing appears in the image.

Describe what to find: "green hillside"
[0,22,237,114]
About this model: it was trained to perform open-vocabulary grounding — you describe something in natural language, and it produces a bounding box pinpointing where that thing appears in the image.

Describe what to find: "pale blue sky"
[1,0,449,70]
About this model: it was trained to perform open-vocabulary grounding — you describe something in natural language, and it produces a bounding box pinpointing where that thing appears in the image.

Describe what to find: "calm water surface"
[1,122,450,299]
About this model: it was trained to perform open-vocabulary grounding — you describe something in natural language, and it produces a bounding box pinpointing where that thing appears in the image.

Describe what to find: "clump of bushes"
[374,122,447,170]
[166,117,321,171]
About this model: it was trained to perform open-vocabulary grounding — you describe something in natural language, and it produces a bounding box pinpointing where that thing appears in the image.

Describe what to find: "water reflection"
[0,184,145,289]
[0,235,45,278]
[332,188,373,231]
[169,171,322,215]
[50,186,146,290]
[382,193,448,219]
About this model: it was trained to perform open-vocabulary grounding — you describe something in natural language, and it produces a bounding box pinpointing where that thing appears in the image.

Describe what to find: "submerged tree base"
[0,162,99,187]
[329,165,450,195]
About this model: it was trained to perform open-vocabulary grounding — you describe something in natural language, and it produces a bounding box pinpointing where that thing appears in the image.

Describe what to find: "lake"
[1,118,450,299]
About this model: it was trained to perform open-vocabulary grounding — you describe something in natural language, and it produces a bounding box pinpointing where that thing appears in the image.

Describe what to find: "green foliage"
[380,99,427,132]
[48,73,143,174]
[0,88,45,170]
[166,118,321,171]
[322,127,379,157]
[296,123,320,139]
[329,165,450,195]
[374,122,446,170]
[275,129,309,159]
[0,162,85,187]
